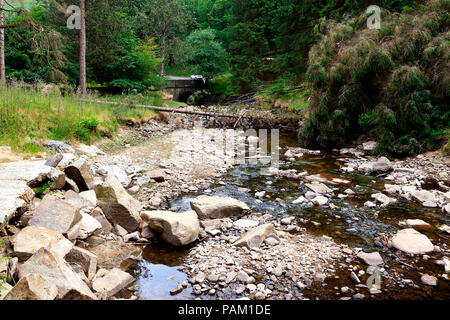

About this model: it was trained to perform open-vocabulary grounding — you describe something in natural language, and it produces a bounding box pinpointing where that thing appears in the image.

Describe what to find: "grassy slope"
[0,84,162,154]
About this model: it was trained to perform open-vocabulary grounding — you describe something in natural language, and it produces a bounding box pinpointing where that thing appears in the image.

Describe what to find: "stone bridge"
[164,76,206,102]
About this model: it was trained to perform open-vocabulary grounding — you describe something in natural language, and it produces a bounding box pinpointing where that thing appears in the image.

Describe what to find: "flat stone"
[29,195,82,237]
[190,196,250,219]
[391,228,434,255]
[305,183,332,194]
[0,181,34,231]
[146,169,166,182]
[404,219,434,232]
[421,274,437,286]
[65,190,95,209]
[90,207,113,235]
[65,246,98,281]
[234,223,275,249]
[10,226,73,261]
[357,251,384,266]
[92,268,134,297]
[87,240,137,269]
[0,160,65,189]
[141,210,199,246]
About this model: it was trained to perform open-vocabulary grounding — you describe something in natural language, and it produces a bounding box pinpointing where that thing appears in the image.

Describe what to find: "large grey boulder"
[411,190,436,204]
[305,183,332,195]
[190,196,250,219]
[358,157,393,175]
[18,248,97,299]
[94,175,142,232]
[0,160,65,189]
[0,181,34,231]
[64,159,94,191]
[357,251,384,266]
[3,273,58,300]
[28,195,82,237]
[233,223,275,249]
[92,268,134,297]
[65,190,95,209]
[391,228,434,255]
[141,210,200,246]
[10,226,73,261]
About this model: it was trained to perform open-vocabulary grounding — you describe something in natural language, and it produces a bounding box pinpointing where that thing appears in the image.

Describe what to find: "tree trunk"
[79,0,87,96]
[0,0,6,83]
[159,33,166,77]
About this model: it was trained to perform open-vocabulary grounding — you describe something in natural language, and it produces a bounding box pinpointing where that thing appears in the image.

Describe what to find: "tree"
[139,0,193,76]
[0,0,5,83]
[79,0,86,96]
[184,28,227,79]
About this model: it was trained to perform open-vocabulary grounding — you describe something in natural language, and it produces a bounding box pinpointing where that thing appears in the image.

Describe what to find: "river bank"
[0,114,449,300]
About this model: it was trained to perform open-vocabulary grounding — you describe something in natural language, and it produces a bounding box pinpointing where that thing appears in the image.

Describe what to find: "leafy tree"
[184,28,227,79]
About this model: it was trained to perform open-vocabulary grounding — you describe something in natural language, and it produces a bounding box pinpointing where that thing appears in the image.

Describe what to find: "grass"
[0,83,162,155]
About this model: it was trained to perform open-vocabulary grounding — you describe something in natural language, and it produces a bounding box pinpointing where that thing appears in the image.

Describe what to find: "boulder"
[147,169,166,182]
[44,154,63,168]
[0,160,65,190]
[95,175,142,232]
[305,183,332,194]
[411,190,436,204]
[362,141,378,153]
[391,228,434,255]
[65,246,98,281]
[359,157,393,174]
[443,204,450,215]
[64,159,94,191]
[190,196,250,219]
[421,274,437,286]
[75,144,105,157]
[3,273,58,300]
[10,226,73,261]
[312,195,329,206]
[18,248,97,299]
[65,190,95,209]
[371,193,396,206]
[79,190,97,207]
[357,251,384,266]
[92,268,134,297]
[29,195,82,237]
[404,219,434,232]
[0,282,13,300]
[233,223,275,249]
[0,181,34,231]
[141,210,200,246]
[86,240,137,269]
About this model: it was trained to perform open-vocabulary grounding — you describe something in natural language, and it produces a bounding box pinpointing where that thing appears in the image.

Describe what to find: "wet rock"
[92,268,134,297]
[65,246,98,281]
[391,229,434,255]
[362,141,378,153]
[141,210,200,246]
[293,196,307,204]
[190,196,250,219]
[438,224,450,235]
[364,201,377,208]
[352,293,365,300]
[95,174,142,232]
[0,181,34,231]
[410,190,436,205]
[357,251,384,266]
[18,248,97,299]
[87,240,137,269]
[420,274,437,286]
[10,226,73,261]
[3,273,58,300]
[0,160,65,190]
[442,204,450,215]
[64,159,95,191]
[29,195,82,238]
[312,196,329,206]
[233,223,275,249]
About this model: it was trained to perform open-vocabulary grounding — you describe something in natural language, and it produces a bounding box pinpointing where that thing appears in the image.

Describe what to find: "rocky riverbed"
[0,118,449,300]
